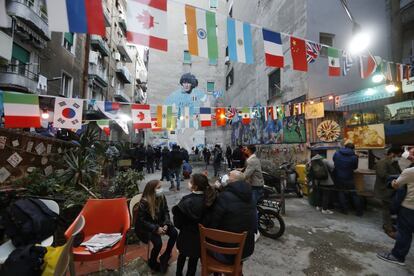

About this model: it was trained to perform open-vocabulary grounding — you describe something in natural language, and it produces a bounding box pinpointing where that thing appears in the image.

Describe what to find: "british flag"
[306,41,322,63]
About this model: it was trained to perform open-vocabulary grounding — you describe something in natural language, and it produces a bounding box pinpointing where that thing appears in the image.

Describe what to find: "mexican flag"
[328,47,341,76]
[3,92,41,128]
[97,120,110,136]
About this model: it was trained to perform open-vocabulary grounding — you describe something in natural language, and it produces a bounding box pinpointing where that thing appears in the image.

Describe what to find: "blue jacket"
[333,148,358,182]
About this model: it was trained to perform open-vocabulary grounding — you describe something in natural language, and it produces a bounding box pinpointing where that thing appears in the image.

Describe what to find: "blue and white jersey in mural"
[164,88,209,129]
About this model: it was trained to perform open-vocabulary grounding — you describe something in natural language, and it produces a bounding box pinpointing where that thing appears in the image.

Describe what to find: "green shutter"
[183,50,191,64]
[64,32,74,45]
[12,43,30,63]
[207,81,215,92]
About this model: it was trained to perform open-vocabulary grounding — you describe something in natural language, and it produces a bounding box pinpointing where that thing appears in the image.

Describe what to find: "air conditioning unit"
[114,52,121,61]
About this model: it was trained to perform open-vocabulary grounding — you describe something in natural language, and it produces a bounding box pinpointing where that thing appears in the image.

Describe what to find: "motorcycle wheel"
[258,209,285,239]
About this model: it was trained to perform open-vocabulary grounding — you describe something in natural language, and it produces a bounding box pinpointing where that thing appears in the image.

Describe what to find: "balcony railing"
[0,63,39,93]
[90,35,110,57]
[116,63,131,83]
[88,64,108,87]
[115,89,131,103]
[117,40,132,63]
[7,0,49,39]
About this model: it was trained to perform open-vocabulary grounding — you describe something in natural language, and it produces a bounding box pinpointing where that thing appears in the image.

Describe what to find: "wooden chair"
[199,224,247,276]
[54,215,85,276]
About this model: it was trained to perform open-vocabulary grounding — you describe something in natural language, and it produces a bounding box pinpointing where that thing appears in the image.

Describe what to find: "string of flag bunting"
[0,91,325,136]
[0,0,412,80]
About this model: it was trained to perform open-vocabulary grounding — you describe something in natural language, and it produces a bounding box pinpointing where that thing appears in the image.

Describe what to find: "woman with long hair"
[135,180,177,273]
[172,173,217,276]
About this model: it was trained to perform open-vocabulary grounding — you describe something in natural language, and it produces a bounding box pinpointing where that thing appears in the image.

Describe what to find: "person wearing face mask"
[172,174,217,276]
[374,146,403,239]
[135,180,177,273]
[377,147,414,266]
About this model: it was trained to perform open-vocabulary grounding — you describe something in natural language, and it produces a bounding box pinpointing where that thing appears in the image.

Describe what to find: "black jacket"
[161,149,171,168]
[172,193,207,257]
[169,149,183,169]
[205,181,255,259]
[134,196,171,243]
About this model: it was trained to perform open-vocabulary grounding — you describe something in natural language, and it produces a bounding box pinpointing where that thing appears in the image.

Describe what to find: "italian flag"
[240,107,251,125]
[185,5,218,60]
[328,47,341,76]
[3,92,41,128]
[97,120,110,136]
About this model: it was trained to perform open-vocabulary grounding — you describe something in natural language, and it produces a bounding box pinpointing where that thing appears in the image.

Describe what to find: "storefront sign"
[384,100,414,120]
[335,85,394,108]
[305,102,324,119]
[402,76,414,94]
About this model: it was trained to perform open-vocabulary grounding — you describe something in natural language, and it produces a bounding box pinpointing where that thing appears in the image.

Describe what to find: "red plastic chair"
[64,198,130,275]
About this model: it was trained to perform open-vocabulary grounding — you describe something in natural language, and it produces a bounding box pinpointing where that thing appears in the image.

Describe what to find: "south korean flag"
[53,97,84,130]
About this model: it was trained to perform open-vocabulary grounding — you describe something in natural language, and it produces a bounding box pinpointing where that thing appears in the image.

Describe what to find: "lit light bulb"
[385,84,398,93]
[328,95,334,100]
[220,114,226,119]
[309,101,314,105]
[41,111,49,120]
[365,88,375,96]
[372,74,384,83]
[348,30,371,55]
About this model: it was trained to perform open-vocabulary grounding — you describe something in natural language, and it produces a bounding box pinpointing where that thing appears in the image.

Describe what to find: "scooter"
[262,162,303,198]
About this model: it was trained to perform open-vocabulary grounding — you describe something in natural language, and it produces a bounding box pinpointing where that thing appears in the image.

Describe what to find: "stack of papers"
[81,233,122,253]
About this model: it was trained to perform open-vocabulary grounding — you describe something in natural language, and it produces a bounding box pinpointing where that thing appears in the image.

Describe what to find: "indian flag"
[97,120,110,136]
[3,92,41,128]
[156,105,167,129]
[185,5,218,60]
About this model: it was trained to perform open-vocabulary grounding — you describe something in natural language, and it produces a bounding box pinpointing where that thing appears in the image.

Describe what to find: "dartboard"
[317,120,341,142]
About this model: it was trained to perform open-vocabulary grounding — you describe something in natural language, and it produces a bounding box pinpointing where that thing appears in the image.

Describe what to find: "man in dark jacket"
[160,147,170,181]
[206,170,255,262]
[134,144,146,172]
[146,145,155,174]
[213,145,223,177]
[154,147,162,170]
[333,143,362,216]
[169,145,184,191]
[375,146,403,238]
[232,145,245,169]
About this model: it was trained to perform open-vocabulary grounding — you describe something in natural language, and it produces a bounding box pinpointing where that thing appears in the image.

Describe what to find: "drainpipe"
[82,34,90,99]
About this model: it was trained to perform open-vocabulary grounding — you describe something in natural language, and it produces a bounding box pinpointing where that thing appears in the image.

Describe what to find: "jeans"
[381,199,393,231]
[161,167,170,181]
[176,254,198,276]
[213,162,221,177]
[150,226,178,263]
[252,187,264,233]
[170,167,182,189]
[147,161,154,174]
[391,207,414,262]
[336,181,363,215]
[315,184,332,210]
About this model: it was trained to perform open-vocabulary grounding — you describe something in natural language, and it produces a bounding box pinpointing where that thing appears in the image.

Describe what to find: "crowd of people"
[133,145,264,275]
[308,143,414,266]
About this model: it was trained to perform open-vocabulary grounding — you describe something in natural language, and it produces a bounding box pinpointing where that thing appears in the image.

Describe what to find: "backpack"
[3,198,59,247]
[0,244,47,276]
[311,159,329,180]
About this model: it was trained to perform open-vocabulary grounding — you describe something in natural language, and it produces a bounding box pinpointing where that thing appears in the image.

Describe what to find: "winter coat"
[213,148,223,164]
[308,155,335,186]
[232,148,245,167]
[204,181,255,259]
[333,148,358,185]
[172,193,207,257]
[374,156,401,201]
[226,147,232,159]
[244,154,264,187]
[146,147,155,162]
[134,196,172,243]
[169,149,183,169]
[134,147,146,164]
[161,149,171,168]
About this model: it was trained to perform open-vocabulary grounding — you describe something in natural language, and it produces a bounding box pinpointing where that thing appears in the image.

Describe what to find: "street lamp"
[340,0,371,54]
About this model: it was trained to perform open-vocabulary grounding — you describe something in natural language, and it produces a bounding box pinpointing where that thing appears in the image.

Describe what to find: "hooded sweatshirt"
[309,155,335,186]
[333,147,358,182]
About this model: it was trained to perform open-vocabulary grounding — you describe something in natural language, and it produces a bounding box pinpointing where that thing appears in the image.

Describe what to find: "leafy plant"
[109,169,144,198]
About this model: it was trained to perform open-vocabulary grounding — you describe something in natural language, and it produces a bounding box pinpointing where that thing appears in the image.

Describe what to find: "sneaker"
[316,206,321,211]
[321,209,334,215]
[254,232,260,242]
[377,252,405,266]
[169,186,175,191]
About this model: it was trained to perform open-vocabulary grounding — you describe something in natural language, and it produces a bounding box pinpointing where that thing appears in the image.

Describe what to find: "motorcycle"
[262,162,303,198]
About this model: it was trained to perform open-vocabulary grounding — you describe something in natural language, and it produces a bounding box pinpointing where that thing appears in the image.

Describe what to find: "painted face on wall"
[182,82,192,93]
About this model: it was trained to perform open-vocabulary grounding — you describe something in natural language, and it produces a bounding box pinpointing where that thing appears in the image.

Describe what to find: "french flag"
[104,101,120,112]
[46,0,105,35]
[200,107,212,127]
[262,29,284,68]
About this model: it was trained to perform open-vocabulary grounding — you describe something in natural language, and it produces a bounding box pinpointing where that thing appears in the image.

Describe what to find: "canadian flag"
[127,0,168,51]
[151,118,162,131]
[132,104,152,129]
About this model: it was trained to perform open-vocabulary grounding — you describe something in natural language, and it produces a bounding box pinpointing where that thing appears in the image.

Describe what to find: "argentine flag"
[227,18,254,64]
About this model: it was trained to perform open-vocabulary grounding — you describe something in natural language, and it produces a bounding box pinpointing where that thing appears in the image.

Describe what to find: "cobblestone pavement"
[97,162,414,276]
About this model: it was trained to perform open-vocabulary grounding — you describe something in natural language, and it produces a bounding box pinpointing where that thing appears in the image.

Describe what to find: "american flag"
[342,50,354,76]
[306,41,322,63]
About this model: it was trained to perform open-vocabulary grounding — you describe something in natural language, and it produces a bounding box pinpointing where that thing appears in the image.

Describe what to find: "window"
[226,68,234,90]
[183,50,191,64]
[268,69,281,99]
[319,32,335,57]
[63,32,75,54]
[11,43,30,75]
[209,0,218,9]
[207,81,215,92]
[61,72,73,97]
[25,0,34,7]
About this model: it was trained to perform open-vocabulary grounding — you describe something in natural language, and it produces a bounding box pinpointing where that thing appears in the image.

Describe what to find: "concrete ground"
[96,162,414,276]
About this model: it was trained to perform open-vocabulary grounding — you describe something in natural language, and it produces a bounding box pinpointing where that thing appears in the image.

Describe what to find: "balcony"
[114,88,131,103]
[6,0,50,40]
[88,64,108,87]
[117,41,132,63]
[90,35,110,57]
[0,64,39,93]
[400,0,414,25]
[103,7,111,27]
[116,63,131,83]
[118,13,127,33]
